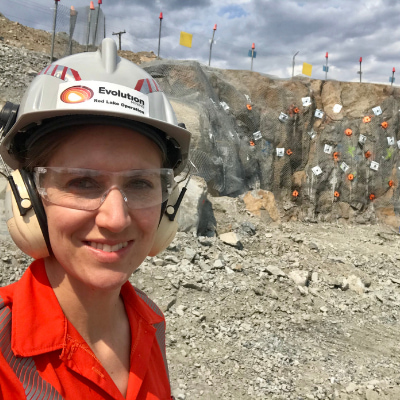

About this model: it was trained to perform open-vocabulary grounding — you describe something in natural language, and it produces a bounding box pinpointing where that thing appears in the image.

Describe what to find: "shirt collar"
[11,259,164,357]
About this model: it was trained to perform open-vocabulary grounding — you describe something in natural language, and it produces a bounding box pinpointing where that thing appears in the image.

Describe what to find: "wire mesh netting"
[156,67,400,223]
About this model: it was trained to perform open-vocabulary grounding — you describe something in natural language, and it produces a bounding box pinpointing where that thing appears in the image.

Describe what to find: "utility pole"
[208,24,217,66]
[93,0,102,46]
[86,1,95,51]
[324,52,328,80]
[250,42,255,71]
[391,67,395,86]
[113,30,126,50]
[50,0,60,62]
[68,6,78,55]
[292,51,299,78]
[158,12,163,58]
[358,57,362,82]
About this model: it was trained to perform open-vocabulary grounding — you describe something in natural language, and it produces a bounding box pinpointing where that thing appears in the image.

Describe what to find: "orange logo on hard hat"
[60,86,94,103]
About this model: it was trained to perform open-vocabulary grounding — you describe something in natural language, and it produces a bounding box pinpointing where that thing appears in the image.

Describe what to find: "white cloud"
[1,0,399,84]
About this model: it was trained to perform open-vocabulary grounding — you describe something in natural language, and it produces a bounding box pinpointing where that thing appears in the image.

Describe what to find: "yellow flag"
[179,31,193,48]
[302,62,313,77]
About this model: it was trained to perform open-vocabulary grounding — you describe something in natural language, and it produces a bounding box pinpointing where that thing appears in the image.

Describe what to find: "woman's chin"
[81,270,132,292]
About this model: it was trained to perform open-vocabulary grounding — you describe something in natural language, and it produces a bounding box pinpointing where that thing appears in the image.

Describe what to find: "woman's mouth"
[87,241,129,252]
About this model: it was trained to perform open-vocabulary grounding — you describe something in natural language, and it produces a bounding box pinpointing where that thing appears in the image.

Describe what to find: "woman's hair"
[23,129,72,172]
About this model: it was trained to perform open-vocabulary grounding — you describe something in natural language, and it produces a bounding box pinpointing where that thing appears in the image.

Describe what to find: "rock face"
[142,60,400,227]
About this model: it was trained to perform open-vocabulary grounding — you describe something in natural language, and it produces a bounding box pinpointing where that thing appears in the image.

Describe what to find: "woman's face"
[43,125,163,293]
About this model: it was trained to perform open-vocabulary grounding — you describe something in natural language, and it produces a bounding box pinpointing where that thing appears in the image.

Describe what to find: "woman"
[0,38,191,400]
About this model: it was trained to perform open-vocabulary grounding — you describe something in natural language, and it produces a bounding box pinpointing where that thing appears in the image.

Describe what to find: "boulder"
[242,190,281,223]
[177,176,212,235]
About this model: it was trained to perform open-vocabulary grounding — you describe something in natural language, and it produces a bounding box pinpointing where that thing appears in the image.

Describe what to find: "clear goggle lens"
[33,167,174,211]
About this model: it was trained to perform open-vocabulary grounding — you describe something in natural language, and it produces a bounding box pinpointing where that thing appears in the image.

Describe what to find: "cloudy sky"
[1,0,398,84]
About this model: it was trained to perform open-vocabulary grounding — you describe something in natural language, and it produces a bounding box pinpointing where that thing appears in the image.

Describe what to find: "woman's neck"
[44,257,131,397]
[44,257,125,344]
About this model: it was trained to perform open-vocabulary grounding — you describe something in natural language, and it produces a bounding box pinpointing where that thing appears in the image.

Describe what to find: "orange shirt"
[0,259,173,400]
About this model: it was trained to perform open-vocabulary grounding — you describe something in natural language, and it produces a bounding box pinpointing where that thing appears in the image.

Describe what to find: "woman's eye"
[66,178,100,190]
[126,178,154,190]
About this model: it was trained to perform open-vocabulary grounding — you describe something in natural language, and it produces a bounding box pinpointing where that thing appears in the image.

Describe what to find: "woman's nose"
[95,188,131,232]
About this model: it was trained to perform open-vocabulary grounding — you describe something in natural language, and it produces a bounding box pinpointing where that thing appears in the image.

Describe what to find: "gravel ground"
[1,204,400,400]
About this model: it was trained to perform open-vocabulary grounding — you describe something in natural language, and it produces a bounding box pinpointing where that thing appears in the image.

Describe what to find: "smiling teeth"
[89,242,128,252]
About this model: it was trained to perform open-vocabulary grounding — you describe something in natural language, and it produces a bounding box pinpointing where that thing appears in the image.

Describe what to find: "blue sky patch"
[218,5,248,19]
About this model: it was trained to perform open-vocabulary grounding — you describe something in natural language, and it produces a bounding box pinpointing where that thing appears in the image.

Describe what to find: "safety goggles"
[33,167,174,211]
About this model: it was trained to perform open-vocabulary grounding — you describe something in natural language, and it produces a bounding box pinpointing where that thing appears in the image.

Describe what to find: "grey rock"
[265,265,286,277]
[183,247,197,261]
[288,270,311,286]
[181,282,203,291]
[213,259,225,269]
[365,389,380,400]
[165,255,180,264]
[219,232,243,249]
[346,275,365,295]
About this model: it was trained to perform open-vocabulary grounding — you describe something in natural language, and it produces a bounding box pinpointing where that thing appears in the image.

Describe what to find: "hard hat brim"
[1,108,191,175]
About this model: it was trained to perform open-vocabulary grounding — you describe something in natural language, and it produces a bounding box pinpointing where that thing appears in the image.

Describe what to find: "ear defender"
[0,101,50,259]
[0,102,19,138]
[148,183,181,257]
[5,169,50,259]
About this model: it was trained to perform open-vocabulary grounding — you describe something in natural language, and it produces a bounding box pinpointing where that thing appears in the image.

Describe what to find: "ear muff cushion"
[148,184,180,257]
[19,169,50,250]
[5,170,50,259]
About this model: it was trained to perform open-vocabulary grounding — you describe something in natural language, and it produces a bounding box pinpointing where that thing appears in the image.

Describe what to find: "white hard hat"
[0,38,191,174]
